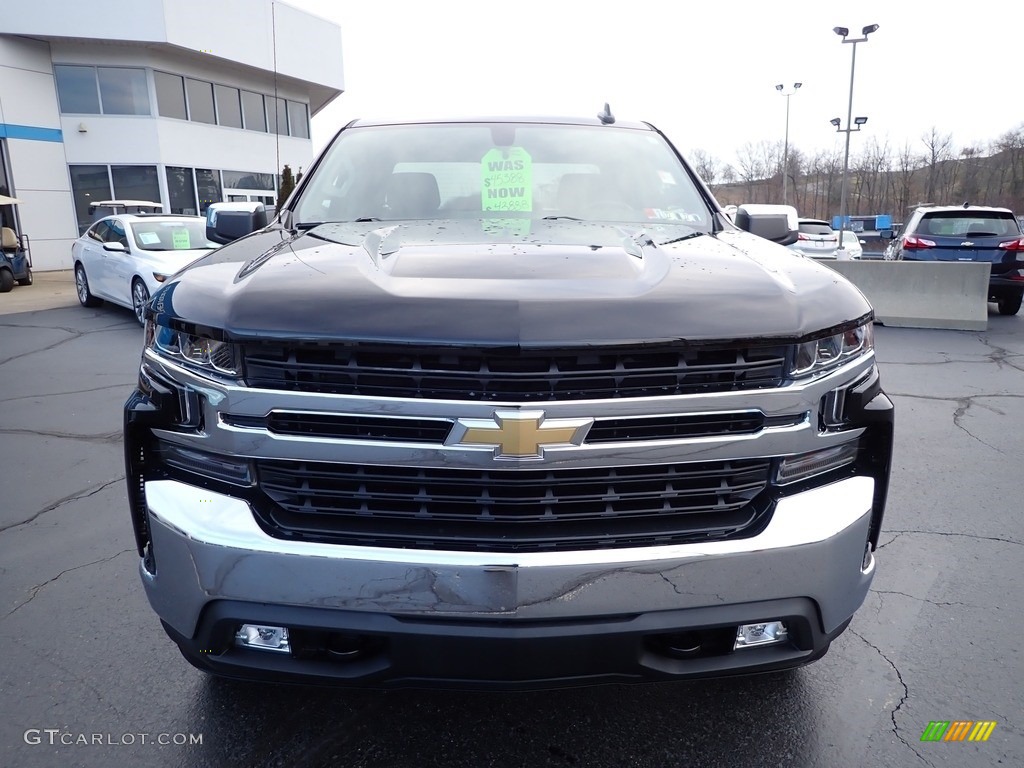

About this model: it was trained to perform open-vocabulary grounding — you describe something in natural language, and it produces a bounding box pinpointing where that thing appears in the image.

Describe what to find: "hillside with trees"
[693,123,1024,223]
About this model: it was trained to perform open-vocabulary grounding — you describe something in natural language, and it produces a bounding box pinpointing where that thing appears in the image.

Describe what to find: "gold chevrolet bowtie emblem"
[449,410,593,459]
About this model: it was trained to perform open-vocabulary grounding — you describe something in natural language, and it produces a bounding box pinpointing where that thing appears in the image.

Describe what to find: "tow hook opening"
[326,633,368,660]
[647,627,736,660]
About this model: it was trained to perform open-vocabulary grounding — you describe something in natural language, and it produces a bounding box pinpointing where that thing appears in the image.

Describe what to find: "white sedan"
[834,230,865,260]
[72,215,218,324]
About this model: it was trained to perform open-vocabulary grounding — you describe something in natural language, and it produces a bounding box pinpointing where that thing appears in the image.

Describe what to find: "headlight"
[145,320,241,376]
[791,321,873,378]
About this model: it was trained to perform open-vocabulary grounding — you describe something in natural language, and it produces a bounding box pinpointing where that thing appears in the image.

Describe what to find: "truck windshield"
[294,122,711,233]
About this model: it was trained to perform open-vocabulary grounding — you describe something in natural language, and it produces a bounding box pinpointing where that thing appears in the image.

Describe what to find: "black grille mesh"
[243,343,789,401]
[254,458,772,552]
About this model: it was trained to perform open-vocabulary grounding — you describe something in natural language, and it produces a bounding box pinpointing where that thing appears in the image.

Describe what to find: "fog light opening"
[234,624,291,654]
[735,621,789,650]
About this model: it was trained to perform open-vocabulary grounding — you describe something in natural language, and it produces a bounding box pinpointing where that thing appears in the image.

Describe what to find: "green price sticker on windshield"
[481,147,532,212]
[171,230,191,249]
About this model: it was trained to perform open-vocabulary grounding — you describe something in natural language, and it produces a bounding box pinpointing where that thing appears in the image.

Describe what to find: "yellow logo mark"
[451,410,592,458]
[966,722,997,742]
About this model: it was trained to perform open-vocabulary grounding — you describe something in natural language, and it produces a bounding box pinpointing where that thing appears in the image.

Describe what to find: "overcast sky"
[288,0,1023,169]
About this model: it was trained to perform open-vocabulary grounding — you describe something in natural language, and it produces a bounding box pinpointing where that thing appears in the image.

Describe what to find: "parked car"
[883,205,1024,315]
[789,218,839,258]
[834,230,865,260]
[125,114,893,688]
[72,214,217,324]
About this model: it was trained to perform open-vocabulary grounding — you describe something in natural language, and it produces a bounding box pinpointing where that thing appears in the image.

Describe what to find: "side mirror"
[733,204,799,246]
[206,202,269,245]
[102,242,127,253]
[879,229,895,240]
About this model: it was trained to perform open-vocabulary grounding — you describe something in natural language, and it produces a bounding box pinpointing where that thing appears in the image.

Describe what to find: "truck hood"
[152,220,872,344]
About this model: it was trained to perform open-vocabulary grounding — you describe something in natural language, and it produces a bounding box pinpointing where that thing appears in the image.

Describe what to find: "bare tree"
[707,120,1024,219]
[786,148,806,210]
[956,146,984,204]
[758,140,784,202]
[920,127,955,202]
[994,125,1024,211]
[854,137,893,214]
[893,142,921,215]
[689,149,724,189]
[735,142,768,202]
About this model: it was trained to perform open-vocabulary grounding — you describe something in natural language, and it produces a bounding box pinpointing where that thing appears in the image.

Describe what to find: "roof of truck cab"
[345,116,655,130]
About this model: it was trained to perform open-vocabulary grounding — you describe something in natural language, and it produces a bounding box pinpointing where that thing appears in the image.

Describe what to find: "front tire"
[131,278,150,326]
[997,293,1022,316]
[75,263,102,307]
[17,268,32,286]
[0,269,13,293]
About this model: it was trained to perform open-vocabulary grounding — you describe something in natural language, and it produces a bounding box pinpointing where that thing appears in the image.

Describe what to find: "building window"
[214,85,242,129]
[185,78,216,125]
[166,167,198,215]
[111,165,160,203]
[69,165,113,233]
[97,68,151,115]
[269,96,288,136]
[154,71,187,120]
[287,100,309,139]
[241,90,267,132]
[223,170,275,191]
[195,169,222,215]
[54,65,101,114]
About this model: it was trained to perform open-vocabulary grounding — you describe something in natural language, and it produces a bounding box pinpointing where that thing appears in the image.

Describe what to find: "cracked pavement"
[1,275,1022,767]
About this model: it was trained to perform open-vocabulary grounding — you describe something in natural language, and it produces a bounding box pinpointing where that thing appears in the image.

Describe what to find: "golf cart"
[87,199,162,226]
[0,193,32,292]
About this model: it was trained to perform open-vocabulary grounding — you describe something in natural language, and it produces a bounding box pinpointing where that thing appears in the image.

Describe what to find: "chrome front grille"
[222,410,792,443]
[144,339,878,553]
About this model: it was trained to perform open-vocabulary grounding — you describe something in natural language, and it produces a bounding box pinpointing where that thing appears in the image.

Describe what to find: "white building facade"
[0,0,344,271]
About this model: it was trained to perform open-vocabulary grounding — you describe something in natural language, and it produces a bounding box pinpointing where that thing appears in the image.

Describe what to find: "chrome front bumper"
[144,474,876,640]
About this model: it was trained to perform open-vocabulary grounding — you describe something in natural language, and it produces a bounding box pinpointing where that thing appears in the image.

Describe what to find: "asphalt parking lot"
[1,271,1022,768]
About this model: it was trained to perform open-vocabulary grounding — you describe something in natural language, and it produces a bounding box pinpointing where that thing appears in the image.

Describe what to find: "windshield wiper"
[295,221,325,230]
[354,217,383,222]
[541,215,584,221]
[659,232,705,245]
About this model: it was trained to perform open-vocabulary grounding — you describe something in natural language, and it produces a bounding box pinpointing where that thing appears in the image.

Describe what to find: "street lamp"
[775,82,802,206]
[833,23,878,252]
[831,116,868,253]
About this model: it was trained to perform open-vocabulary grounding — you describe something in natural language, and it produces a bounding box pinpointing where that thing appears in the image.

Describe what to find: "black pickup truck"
[124,114,893,688]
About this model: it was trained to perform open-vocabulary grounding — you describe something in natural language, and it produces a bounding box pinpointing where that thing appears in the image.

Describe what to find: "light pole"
[833,24,878,252]
[775,82,802,206]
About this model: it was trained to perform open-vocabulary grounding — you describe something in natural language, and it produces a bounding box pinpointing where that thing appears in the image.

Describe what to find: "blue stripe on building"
[0,123,63,142]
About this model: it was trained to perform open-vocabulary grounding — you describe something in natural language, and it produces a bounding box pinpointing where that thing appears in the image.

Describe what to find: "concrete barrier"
[822,260,990,331]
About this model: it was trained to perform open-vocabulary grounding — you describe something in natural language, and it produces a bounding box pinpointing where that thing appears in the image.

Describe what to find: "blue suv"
[884,205,1024,315]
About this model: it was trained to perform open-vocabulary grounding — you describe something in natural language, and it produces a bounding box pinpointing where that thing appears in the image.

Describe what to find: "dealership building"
[0,0,344,271]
